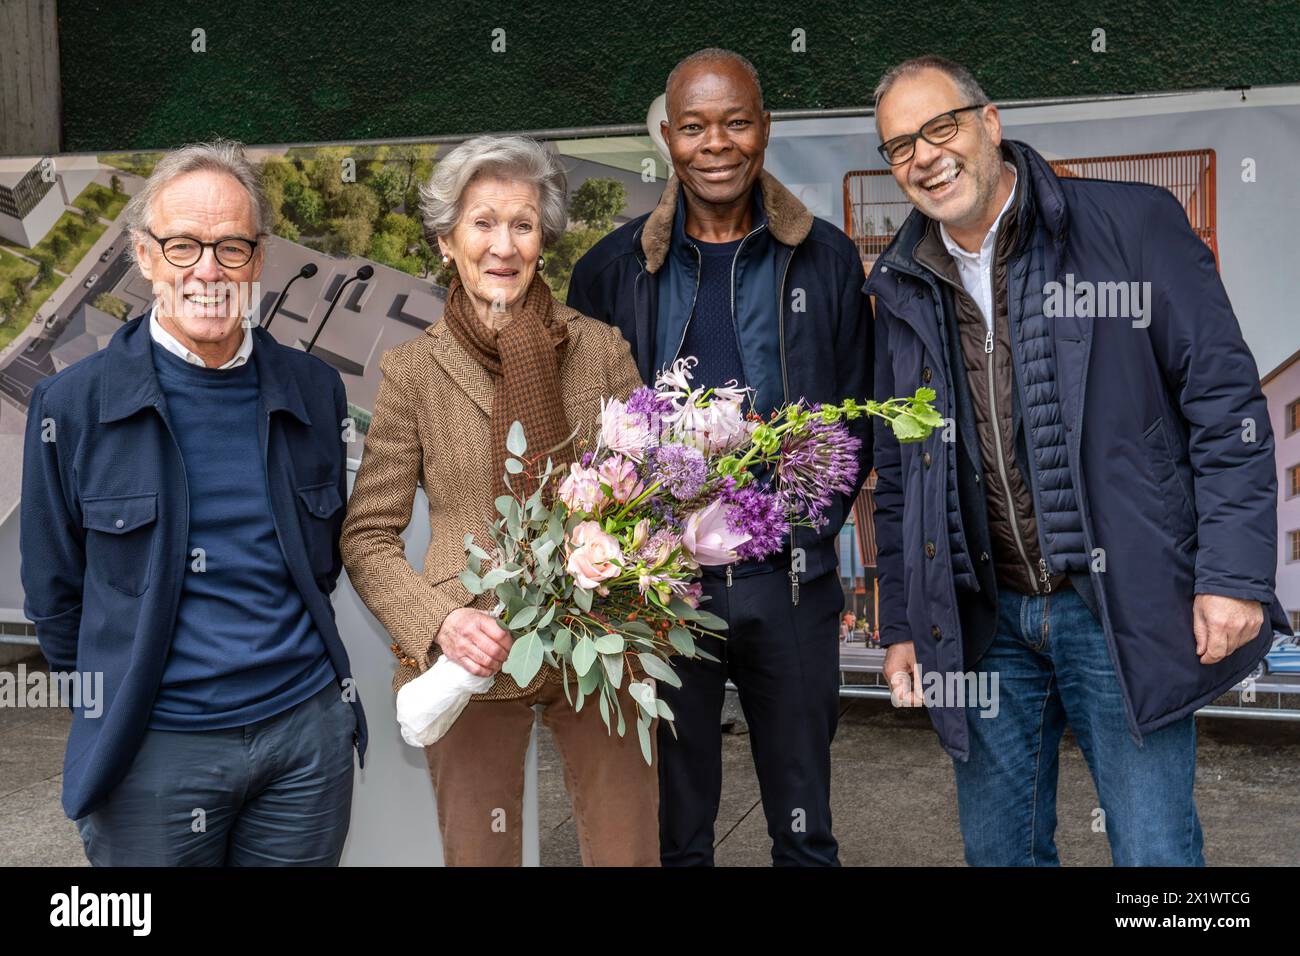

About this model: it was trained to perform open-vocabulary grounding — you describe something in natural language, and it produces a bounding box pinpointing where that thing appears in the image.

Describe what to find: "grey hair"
[665,47,763,111]
[872,55,991,134]
[418,135,568,249]
[122,139,271,264]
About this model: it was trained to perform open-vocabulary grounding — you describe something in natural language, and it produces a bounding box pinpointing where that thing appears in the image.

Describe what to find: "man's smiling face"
[133,168,262,351]
[661,58,771,207]
[876,68,1004,231]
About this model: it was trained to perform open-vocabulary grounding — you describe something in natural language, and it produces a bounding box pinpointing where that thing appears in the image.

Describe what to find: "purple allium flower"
[776,412,862,529]
[723,485,788,561]
[654,442,708,501]
[580,450,595,468]
[626,385,675,421]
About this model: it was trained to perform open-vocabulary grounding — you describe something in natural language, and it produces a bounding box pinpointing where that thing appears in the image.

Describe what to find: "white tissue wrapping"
[394,656,495,747]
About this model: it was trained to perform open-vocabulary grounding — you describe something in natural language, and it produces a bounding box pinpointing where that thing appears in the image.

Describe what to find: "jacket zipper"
[669,244,703,367]
[777,247,798,606]
[983,326,1043,594]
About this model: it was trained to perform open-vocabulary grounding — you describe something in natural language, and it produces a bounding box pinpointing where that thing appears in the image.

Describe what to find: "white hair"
[122,139,270,264]
[418,135,568,249]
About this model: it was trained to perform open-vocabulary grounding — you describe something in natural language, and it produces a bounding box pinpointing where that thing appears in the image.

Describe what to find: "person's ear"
[982,103,1003,147]
[760,110,772,148]
[133,233,154,281]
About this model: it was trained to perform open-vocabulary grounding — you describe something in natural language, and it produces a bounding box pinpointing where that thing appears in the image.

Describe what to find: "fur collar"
[639,169,815,273]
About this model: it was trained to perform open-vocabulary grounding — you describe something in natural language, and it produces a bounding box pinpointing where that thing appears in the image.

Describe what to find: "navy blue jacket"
[867,140,1287,760]
[20,316,368,819]
[569,171,873,582]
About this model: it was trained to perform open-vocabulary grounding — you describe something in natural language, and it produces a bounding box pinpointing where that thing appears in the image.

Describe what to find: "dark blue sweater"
[680,236,748,392]
[149,340,334,730]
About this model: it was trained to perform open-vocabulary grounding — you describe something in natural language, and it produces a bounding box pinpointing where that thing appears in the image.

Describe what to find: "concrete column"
[0,0,62,157]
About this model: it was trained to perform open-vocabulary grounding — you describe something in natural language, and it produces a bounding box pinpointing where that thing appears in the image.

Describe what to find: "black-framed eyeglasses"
[146,231,259,268]
[877,105,985,166]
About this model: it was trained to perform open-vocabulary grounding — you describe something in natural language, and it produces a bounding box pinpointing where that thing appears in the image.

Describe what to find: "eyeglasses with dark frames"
[146,231,259,269]
[877,104,986,166]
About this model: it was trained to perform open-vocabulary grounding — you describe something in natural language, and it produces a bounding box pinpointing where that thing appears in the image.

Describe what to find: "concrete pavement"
[3,652,1298,867]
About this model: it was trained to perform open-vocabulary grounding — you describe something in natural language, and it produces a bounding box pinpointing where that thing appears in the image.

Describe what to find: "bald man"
[570,48,872,866]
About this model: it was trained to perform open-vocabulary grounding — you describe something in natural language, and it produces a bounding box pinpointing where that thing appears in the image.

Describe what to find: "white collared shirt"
[148,305,253,370]
[938,163,1018,332]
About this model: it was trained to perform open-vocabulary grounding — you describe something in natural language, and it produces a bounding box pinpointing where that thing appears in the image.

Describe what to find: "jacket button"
[931,625,942,640]
[979,551,989,563]
[114,518,124,528]
[922,452,932,468]
[922,366,933,383]
[925,541,936,558]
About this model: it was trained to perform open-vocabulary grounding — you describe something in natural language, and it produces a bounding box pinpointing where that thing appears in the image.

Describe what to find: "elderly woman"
[340,135,657,867]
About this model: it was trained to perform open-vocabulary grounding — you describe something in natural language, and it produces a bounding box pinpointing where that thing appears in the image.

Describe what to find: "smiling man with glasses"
[865,56,1286,866]
[20,139,367,865]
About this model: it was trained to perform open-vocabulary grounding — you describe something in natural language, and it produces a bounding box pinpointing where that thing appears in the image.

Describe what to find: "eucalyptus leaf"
[572,585,593,613]
[692,610,728,630]
[501,630,542,687]
[507,420,527,456]
[637,653,683,688]
[598,689,611,734]
[553,627,572,657]
[621,620,654,638]
[655,699,675,721]
[505,457,524,475]
[508,604,538,631]
[577,663,602,695]
[536,603,557,630]
[667,626,696,656]
[572,635,597,677]
[458,569,484,595]
[593,633,625,655]
[636,716,652,765]
[601,652,624,689]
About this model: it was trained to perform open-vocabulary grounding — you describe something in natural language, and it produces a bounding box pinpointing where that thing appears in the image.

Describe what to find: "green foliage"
[324,215,373,257]
[542,226,603,302]
[285,180,325,230]
[367,166,406,214]
[92,292,130,320]
[569,177,626,232]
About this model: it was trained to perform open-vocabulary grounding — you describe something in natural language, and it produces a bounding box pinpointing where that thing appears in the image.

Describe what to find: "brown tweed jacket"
[340,302,644,700]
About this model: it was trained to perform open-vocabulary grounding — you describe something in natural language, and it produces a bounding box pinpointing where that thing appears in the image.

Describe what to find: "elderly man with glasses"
[867,56,1286,866]
[20,139,367,866]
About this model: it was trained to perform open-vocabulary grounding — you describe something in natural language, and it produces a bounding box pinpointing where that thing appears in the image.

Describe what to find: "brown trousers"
[423,678,660,866]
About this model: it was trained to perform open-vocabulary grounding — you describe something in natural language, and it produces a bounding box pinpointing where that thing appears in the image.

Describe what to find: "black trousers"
[657,568,844,866]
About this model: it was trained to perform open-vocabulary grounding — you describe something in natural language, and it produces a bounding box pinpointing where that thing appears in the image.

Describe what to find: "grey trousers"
[76,680,356,866]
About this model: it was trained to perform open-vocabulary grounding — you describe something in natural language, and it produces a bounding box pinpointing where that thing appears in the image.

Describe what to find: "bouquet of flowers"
[394,357,941,762]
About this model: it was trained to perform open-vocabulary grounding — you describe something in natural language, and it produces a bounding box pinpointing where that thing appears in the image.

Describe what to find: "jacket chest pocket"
[296,481,344,577]
[82,492,158,597]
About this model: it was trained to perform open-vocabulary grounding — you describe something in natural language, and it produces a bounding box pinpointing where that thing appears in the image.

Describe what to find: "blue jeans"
[952,586,1205,866]
[76,680,356,866]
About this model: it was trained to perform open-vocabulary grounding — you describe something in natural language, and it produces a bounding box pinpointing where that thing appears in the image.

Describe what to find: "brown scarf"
[441,273,575,499]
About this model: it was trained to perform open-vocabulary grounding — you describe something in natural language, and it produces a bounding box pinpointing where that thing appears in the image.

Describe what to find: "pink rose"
[681,499,751,566]
[566,520,624,590]
[558,463,607,515]
[597,454,644,504]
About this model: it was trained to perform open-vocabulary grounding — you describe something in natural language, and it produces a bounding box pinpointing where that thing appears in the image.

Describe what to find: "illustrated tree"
[48,233,69,264]
[383,143,438,212]
[541,177,627,301]
[367,166,405,215]
[109,174,122,196]
[81,205,99,229]
[569,178,627,233]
